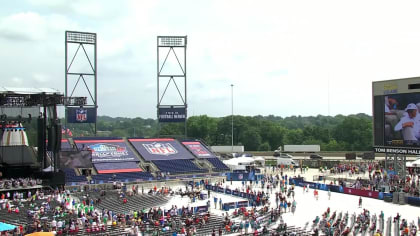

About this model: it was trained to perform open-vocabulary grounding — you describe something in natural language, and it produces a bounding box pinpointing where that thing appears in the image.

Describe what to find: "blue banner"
[129,138,195,161]
[67,107,96,123]
[158,107,186,122]
[217,187,225,193]
[74,139,139,163]
[232,190,239,196]
[225,189,232,194]
[195,206,209,213]
[328,185,341,193]
[182,141,216,158]
[223,202,235,211]
[236,201,248,208]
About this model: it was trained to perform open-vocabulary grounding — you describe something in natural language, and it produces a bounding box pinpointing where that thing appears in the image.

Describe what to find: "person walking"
[214,197,218,209]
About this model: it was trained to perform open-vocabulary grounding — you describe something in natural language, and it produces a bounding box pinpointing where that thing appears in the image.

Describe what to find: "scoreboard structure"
[372,77,420,177]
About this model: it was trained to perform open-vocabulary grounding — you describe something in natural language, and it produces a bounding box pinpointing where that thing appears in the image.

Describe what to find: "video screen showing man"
[393,103,420,145]
[60,151,92,168]
[383,92,420,146]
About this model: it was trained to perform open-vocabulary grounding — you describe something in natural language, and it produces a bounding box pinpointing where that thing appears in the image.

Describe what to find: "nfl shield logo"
[76,108,87,122]
[143,142,177,156]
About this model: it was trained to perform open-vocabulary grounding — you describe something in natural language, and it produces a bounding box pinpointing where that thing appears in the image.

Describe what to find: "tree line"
[20,113,372,151]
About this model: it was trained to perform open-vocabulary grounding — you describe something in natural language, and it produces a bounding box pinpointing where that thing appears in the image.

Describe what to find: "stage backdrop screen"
[67,107,96,123]
[373,77,420,154]
[182,141,216,158]
[60,150,92,168]
[73,139,139,163]
[129,138,195,161]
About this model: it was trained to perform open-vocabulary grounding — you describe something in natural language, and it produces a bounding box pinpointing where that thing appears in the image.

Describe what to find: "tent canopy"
[25,232,54,236]
[407,159,420,167]
[0,222,16,232]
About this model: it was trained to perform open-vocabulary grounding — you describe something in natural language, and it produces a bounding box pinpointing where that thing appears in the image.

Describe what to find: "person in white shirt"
[52,219,57,228]
[57,220,63,229]
[394,103,420,141]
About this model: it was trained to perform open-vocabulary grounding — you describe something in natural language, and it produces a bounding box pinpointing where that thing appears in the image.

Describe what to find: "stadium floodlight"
[66,31,96,44]
[65,30,98,135]
[158,36,186,47]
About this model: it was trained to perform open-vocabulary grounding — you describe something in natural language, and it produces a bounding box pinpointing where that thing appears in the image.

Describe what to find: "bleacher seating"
[63,168,87,184]
[152,159,207,174]
[160,215,228,236]
[91,172,154,183]
[206,158,230,171]
[73,190,169,213]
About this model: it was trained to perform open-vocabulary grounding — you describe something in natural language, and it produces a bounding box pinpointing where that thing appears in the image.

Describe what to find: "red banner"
[343,187,379,199]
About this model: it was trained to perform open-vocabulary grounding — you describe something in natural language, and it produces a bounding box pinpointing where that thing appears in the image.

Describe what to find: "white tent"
[407,159,420,167]
[222,157,255,171]
[253,156,265,166]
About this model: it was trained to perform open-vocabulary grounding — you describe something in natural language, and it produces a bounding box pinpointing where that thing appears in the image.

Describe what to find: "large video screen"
[383,93,420,147]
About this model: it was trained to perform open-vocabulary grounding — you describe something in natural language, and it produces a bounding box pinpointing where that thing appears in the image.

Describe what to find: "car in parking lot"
[310,154,323,159]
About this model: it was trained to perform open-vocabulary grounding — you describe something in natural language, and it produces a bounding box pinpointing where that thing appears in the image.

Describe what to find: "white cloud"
[33,73,51,83]
[11,77,24,86]
[0,12,47,41]
[3,0,420,118]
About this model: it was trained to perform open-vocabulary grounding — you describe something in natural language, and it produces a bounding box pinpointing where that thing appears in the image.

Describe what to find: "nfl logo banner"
[128,138,197,160]
[76,108,87,122]
[143,142,178,156]
[67,107,97,123]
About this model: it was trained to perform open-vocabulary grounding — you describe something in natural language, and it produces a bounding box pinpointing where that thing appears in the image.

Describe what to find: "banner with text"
[343,187,379,199]
[158,107,186,122]
[374,146,420,155]
[182,141,215,158]
[74,139,139,163]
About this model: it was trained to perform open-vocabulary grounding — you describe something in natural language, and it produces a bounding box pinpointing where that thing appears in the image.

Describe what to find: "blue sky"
[2,0,420,118]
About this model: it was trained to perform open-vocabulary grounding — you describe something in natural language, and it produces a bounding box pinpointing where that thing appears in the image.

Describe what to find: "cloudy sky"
[1,0,420,119]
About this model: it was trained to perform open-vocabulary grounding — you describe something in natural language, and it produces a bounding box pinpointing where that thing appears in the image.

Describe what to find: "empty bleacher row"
[206,158,230,171]
[152,159,208,174]
[63,168,88,185]
[91,172,154,184]
[73,190,170,213]
[160,214,229,236]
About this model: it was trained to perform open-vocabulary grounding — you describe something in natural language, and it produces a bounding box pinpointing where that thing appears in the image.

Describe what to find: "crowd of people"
[309,207,420,236]
[0,177,42,189]
[325,162,420,197]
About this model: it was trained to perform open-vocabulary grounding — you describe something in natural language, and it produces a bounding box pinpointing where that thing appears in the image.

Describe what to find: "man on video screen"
[394,103,420,144]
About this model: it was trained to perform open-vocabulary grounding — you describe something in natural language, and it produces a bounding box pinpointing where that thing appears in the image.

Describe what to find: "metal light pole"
[231,84,234,153]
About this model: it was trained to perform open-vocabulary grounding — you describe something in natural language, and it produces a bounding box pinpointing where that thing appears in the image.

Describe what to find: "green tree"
[239,128,262,151]
[283,129,304,145]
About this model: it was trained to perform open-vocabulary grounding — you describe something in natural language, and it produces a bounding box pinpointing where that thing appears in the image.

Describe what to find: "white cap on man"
[405,103,417,111]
